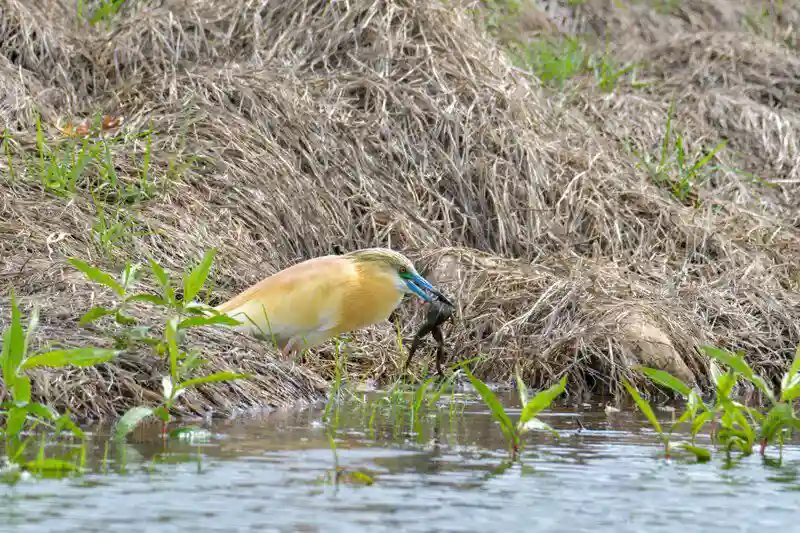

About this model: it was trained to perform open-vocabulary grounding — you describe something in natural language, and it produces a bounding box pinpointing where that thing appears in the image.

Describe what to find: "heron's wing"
[216,255,354,341]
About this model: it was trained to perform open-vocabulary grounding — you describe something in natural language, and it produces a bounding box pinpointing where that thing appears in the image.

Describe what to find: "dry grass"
[0,0,799,419]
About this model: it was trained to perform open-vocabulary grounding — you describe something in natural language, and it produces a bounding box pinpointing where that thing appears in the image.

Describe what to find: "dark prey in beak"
[403,296,455,377]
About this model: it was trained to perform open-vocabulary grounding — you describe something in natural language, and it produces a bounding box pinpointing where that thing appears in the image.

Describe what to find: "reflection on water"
[1,390,799,533]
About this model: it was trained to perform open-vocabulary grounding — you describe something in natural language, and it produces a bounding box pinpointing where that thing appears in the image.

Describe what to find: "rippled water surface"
[1,390,798,533]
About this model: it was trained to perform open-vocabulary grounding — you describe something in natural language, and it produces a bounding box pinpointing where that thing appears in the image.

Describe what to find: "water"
[1,390,798,533]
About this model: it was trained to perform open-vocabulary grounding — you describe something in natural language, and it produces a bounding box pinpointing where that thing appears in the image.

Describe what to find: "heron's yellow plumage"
[214,248,447,358]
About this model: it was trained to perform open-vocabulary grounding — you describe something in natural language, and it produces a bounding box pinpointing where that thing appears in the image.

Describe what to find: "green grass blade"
[2,291,26,380]
[679,443,712,462]
[126,294,169,307]
[183,248,216,304]
[21,348,119,370]
[175,371,252,392]
[691,140,727,172]
[68,258,124,296]
[634,366,691,397]
[78,306,115,325]
[622,378,662,435]
[178,314,241,330]
[519,375,567,424]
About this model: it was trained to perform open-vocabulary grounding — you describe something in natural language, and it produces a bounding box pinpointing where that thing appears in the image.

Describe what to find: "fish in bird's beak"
[406,273,455,307]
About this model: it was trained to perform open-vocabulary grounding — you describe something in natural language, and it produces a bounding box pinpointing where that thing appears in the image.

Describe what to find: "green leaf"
[790,343,800,379]
[13,375,31,404]
[700,344,754,376]
[518,417,559,437]
[6,406,28,437]
[759,402,800,442]
[709,360,724,387]
[634,366,692,398]
[148,257,175,306]
[78,306,115,325]
[68,258,124,296]
[780,381,800,402]
[679,443,712,462]
[175,371,253,392]
[676,407,694,426]
[700,346,773,402]
[518,375,567,424]
[25,458,81,473]
[182,248,216,304]
[55,413,85,439]
[26,402,57,421]
[715,369,738,399]
[781,345,800,400]
[165,317,180,381]
[114,310,138,326]
[465,370,516,445]
[622,378,662,435]
[177,351,207,376]
[691,410,714,437]
[126,293,168,306]
[114,406,154,439]
[178,314,241,330]
[21,348,119,370]
[120,262,143,293]
[752,375,776,404]
[153,406,171,422]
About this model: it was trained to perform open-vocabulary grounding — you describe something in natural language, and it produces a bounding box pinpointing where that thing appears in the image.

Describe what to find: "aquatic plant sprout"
[68,250,252,440]
[625,343,800,462]
[465,366,567,459]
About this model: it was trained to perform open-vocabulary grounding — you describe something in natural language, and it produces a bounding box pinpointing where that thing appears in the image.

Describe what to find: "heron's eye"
[398,266,407,274]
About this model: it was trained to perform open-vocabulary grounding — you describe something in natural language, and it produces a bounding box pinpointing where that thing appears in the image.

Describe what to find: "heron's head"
[345,247,454,306]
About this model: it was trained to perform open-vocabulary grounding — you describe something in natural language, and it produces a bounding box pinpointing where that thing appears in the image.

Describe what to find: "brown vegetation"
[0,0,798,419]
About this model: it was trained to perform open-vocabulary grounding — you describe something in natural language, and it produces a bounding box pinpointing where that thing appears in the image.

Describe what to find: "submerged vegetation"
[1,0,800,493]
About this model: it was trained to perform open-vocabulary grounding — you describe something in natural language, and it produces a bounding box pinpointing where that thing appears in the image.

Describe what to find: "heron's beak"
[406,273,454,307]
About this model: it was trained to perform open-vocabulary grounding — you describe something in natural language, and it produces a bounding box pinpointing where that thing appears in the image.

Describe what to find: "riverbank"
[1,0,798,421]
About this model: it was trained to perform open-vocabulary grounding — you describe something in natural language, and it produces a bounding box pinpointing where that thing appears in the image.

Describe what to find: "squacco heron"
[214,248,453,359]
